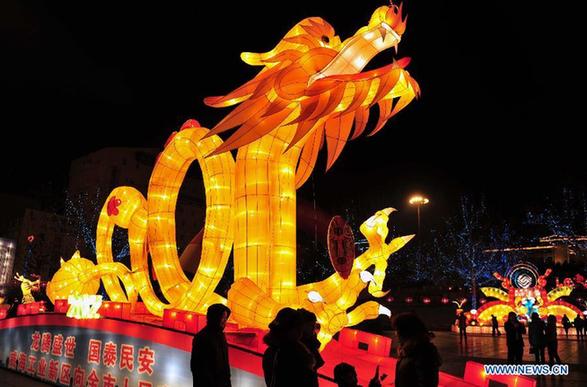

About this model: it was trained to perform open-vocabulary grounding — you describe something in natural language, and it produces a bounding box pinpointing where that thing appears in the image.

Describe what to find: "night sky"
[1,0,584,233]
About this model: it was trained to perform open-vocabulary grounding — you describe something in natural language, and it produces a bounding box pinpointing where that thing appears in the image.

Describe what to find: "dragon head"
[240,3,406,79]
[205,2,419,186]
[308,4,407,85]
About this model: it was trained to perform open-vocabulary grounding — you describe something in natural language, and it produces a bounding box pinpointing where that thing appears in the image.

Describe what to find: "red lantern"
[422,297,431,304]
[27,235,35,243]
[405,297,413,303]
[386,296,394,303]
[441,296,449,304]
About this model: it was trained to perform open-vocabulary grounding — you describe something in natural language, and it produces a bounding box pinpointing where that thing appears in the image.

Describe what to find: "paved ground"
[413,332,587,387]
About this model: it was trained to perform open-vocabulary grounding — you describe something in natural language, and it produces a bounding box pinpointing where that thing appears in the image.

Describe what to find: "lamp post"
[409,195,429,234]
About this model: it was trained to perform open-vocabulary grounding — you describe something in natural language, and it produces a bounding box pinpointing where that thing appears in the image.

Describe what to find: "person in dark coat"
[262,307,315,387]
[504,312,525,364]
[528,312,546,363]
[491,315,501,336]
[297,308,325,386]
[545,315,561,364]
[562,315,571,338]
[393,312,442,387]
[458,312,467,342]
[191,303,232,387]
[574,315,584,340]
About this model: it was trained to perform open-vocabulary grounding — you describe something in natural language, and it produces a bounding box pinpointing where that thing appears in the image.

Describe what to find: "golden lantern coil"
[48,3,418,348]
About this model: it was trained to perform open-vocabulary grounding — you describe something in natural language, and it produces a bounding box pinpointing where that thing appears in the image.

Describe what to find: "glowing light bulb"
[378,305,391,317]
[360,271,375,283]
[307,291,324,303]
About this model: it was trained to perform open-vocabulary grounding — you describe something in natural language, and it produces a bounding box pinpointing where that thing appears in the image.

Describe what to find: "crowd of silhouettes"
[500,311,587,365]
[191,305,442,386]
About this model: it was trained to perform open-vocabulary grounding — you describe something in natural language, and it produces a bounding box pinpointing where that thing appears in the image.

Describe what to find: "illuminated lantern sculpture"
[452,298,467,317]
[47,3,418,348]
[14,273,40,304]
[476,262,583,325]
[66,295,103,320]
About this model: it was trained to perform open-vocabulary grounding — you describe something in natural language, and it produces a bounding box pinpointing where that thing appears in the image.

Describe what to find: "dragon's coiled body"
[48,3,418,347]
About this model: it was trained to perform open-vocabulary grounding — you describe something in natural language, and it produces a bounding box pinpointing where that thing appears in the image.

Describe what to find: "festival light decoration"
[66,295,103,320]
[475,262,583,324]
[14,272,40,304]
[47,2,418,347]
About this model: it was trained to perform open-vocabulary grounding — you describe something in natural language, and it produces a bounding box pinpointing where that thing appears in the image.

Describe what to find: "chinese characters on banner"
[7,330,156,386]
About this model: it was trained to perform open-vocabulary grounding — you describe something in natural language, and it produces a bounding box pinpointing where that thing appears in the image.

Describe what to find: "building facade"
[484,235,587,266]
[11,209,76,282]
[0,237,16,294]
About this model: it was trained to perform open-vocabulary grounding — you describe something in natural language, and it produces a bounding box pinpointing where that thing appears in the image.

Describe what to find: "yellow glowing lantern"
[48,2,419,348]
[66,295,103,320]
[14,273,40,304]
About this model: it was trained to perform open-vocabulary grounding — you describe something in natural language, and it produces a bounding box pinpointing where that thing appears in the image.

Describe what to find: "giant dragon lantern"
[47,2,419,347]
[475,262,583,325]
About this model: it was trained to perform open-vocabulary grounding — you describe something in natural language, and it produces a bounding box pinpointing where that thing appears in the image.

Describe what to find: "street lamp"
[409,195,429,234]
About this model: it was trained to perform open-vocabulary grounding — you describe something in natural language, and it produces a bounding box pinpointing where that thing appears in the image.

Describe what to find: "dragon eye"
[321,35,330,44]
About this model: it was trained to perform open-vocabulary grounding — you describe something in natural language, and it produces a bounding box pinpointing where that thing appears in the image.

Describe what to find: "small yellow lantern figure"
[14,272,40,304]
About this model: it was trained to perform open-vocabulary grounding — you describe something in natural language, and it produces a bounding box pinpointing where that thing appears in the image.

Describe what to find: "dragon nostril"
[321,35,330,44]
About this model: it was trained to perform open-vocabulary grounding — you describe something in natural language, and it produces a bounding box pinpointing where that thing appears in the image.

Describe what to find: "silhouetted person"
[504,312,525,364]
[545,315,561,364]
[297,309,324,386]
[491,315,501,336]
[262,307,315,387]
[458,312,467,342]
[393,312,441,387]
[562,315,571,338]
[528,312,546,363]
[574,315,584,340]
[191,303,231,387]
[333,362,386,387]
